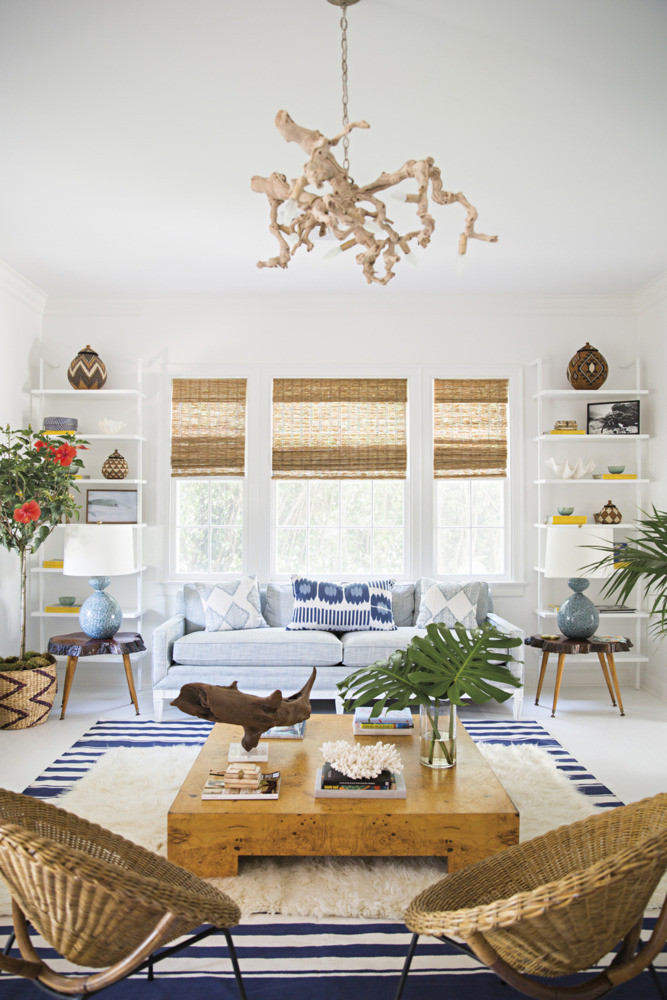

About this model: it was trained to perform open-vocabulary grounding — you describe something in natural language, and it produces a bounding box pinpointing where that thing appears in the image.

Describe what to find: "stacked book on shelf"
[352,707,414,735]
[44,605,81,613]
[546,514,586,524]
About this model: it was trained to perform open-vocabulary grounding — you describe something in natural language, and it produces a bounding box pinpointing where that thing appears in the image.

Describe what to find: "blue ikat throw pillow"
[286,577,396,632]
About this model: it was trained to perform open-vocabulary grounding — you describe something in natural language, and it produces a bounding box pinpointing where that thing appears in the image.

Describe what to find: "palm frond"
[338,621,522,710]
[581,505,667,638]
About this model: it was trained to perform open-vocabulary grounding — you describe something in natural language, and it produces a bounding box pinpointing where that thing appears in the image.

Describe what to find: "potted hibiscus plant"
[338,622,523,768]
[0,426,86,728]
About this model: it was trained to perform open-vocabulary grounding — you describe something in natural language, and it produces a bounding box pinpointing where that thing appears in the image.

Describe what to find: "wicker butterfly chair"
[0,787,248,999]
[396,793,667,1000]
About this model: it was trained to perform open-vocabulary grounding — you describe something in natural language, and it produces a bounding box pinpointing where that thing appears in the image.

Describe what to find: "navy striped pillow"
[286,577,396,632]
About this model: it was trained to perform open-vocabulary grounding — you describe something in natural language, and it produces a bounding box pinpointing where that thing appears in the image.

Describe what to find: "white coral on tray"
[320,740,404,779]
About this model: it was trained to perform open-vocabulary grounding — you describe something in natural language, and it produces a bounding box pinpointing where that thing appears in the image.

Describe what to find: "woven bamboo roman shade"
[272,378,407,479]
[433,378,508,478]
[171,379,246,477]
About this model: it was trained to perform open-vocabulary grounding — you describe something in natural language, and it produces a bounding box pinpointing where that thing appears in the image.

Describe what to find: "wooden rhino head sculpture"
[170,667,317,750]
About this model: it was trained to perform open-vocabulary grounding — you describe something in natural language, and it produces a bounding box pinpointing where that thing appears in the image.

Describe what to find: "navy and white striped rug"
[5,718,661,1000]
[21,717,619,807]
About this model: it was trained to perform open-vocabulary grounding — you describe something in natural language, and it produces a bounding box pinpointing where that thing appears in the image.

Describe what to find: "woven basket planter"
[0,656,57,730]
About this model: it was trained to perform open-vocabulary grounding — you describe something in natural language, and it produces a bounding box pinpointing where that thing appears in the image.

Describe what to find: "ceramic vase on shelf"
[419,698,457,769]
[67,346,107,390]
[102,450,129,480]
[566,343,608,390]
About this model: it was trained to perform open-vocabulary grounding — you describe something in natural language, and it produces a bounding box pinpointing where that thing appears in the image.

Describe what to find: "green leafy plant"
[583,505,667,638]
[0,426,87,663]
[338,622,523,764]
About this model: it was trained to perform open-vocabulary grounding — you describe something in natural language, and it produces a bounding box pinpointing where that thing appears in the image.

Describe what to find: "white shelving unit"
[531,358,649,688]
[29,359,147,674]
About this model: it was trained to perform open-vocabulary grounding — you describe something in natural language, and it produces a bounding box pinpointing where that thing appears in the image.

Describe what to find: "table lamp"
[63,525,135,639]
[544,525,614,640]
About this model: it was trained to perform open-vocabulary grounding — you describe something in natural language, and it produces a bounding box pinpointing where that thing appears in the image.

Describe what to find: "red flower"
[13,500,41,524]
[34,440,48,451]
[52,443,77,467]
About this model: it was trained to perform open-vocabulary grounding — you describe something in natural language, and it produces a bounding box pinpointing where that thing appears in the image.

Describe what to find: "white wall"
[0,262,46,655]
[637,273,667,698]
[36,291,652,689]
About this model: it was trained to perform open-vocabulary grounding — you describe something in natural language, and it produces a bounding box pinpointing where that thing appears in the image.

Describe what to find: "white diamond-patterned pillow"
[199,578,267,632]
[415,581,482,629]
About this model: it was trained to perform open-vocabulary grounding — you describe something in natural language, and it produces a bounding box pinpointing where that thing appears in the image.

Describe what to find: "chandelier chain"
[340,5,351,172]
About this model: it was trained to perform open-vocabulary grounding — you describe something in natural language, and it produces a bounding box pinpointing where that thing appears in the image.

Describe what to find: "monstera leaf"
[338,621,522,715]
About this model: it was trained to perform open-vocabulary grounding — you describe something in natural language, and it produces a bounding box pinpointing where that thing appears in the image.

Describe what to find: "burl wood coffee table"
[168,714,519,877]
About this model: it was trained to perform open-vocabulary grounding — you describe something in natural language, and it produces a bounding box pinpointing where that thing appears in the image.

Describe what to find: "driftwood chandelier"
[251,0,498,286]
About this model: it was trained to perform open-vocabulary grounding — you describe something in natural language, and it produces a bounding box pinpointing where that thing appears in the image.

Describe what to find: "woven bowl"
[43,416,78,431]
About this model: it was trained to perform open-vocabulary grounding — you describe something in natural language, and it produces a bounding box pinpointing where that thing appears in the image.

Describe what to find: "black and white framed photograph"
[86,488,138,524]
[586,400,640,435]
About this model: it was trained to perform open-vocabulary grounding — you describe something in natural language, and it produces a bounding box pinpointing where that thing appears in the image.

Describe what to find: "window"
[436,480,505,575]
[174,479,243,575]
[433,378,509,577]
[272,378,407,576]
[170,378,246,576]
[275,479,404,576]
[166,368,521,585]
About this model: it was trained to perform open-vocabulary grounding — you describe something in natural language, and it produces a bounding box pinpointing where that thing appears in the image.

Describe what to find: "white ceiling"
[1,0,666,298]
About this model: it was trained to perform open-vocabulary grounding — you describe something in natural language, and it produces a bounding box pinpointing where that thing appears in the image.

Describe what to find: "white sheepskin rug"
[4,740,638,920]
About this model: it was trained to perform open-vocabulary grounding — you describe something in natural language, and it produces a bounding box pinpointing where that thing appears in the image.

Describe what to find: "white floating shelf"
[32,388,145,398]
[534,389,648,398]
[534,434,649,441]
[534,479,649,485]
[535,609,649,619]
[32,608,142,619]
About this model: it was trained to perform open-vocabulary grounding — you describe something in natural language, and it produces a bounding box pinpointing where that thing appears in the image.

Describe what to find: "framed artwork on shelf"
[86,488,138,524]
[586,400,640,435]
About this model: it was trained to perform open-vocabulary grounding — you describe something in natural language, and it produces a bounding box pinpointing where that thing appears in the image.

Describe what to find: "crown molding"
[43,292,636,319]
[0,260,47,313]
[634,270,667,313]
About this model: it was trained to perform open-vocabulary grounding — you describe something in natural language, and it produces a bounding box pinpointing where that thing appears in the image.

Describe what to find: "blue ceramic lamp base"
[79,576,123,640]
[557,577,599,640]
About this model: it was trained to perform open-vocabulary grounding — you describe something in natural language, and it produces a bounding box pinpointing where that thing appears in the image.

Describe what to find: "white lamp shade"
[63,525,135,577]
[544,525,614,579]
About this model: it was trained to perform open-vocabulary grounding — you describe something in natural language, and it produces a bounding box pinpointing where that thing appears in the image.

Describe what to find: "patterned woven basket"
[0,658,57,729]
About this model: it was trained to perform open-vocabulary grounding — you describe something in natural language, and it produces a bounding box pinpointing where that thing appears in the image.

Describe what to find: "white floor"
[2,670,667,806]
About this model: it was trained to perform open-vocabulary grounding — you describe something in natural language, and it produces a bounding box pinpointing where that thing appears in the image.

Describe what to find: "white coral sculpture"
[320,740,404,779]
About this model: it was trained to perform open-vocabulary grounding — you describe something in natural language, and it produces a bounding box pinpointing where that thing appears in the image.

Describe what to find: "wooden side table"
[525,634,632,717]
[47,632,145,719]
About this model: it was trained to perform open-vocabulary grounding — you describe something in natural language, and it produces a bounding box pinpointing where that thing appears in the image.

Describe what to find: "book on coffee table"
[352,707,414,735]
[263,720,306,739]
[314,767,407,799]
[202,771,281,800]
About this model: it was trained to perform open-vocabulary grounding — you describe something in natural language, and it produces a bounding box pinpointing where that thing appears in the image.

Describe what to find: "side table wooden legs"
[600,651,625,716]
[60,656,79,720]
[60,653,140,719]
[123,653,140,716]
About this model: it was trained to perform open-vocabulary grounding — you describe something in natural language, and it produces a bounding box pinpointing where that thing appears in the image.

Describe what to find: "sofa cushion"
[264,582,294,628]
[199,578,267,632]
[414,579,491,628]
[340,627,425,668]
[287,577,396,632]
[172,627,343,668]
[391,583,415,627]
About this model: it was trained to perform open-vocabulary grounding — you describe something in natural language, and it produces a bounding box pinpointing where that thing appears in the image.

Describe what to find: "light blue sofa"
[151,581,525,721]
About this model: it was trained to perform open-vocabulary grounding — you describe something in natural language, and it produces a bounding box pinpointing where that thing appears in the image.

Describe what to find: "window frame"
[163,363,523,592]
[424,365,523,587]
